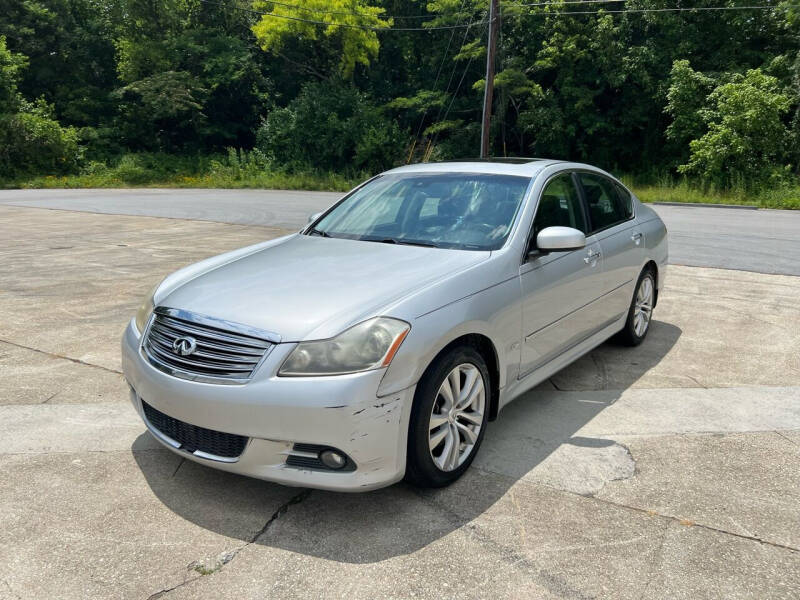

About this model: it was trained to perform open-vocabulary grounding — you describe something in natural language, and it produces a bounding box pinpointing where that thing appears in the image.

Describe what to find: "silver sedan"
[121,159,667,491]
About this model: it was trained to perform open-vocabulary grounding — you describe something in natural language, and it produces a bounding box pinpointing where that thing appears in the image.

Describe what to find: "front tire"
[616,267,656,346]
[405,346,490,488]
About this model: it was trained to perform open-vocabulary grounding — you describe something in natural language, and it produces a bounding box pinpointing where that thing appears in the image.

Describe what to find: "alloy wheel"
[428,363,485,472]
[634,275,654,337]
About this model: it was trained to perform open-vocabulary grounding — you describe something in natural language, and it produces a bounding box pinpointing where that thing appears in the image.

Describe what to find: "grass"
[4,151,800,209]
[1,150,363,192]
[621,175,800,210]
[12,170,360,192]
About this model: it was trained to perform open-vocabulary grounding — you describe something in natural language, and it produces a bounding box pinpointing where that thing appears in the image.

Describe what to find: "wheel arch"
[643,259,659,307]
[418,333,502,422]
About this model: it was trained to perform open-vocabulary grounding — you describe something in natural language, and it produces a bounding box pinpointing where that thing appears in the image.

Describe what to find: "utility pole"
[480,0,499,159]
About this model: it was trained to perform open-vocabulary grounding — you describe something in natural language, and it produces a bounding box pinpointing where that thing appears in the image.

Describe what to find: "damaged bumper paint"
[121,320,415,491]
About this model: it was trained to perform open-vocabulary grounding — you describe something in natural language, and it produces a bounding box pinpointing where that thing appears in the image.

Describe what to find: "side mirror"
[307,212,322,224]
[534,226,586,254]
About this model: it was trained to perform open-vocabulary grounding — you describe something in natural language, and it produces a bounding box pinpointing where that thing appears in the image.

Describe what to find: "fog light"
[319,449,346,470]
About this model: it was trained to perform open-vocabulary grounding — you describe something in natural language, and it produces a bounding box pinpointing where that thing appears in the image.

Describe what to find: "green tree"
[256,80,403,172]
[679,69,792,186]
[113,0,271,151]
[664,60,716,166]
[0,35,26,113]
[0,37,80,178]
[251,0,391,79]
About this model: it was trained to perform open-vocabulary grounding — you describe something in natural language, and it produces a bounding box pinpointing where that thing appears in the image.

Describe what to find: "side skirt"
[497,313,627,413]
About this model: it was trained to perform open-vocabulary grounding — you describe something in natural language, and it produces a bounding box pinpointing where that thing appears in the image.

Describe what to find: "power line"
[199,0,487,31]
[508,0,626,6]
[202,0,785,31]
[525,5,782,14]
[507,0,779,6]
[429,14,483,132]
[255,0,446,20]
[411,0,472,149]
[429,19,492,155]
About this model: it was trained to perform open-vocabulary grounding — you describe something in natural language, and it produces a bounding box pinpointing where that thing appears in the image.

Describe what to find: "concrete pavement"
[0,188,343,230]
[0,203,798,599]
[2,188,798,275]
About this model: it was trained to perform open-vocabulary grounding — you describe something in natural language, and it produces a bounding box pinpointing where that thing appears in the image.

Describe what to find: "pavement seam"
[0,337,123,375]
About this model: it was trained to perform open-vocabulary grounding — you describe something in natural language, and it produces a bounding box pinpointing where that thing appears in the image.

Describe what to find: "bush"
[208,147,271,180]
[0,100,81,179]
[677,69,792,188]
[256,81,407,173]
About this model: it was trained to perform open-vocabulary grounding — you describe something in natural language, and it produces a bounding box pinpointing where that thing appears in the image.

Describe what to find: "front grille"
[142,400,247,459]
[143,307,275,383]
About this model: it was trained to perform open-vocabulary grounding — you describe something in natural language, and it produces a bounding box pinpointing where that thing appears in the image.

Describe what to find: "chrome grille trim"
[142,307,280,384]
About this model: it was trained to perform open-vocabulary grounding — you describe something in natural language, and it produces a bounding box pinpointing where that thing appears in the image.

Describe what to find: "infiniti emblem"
[172,336,197,356]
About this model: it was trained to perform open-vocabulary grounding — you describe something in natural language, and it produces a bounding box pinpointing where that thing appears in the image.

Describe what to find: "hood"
[161,234,490,341]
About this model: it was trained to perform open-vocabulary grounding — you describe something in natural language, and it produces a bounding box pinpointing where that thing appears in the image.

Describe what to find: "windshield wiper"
[307,227,330,238]
[375,238,438,248]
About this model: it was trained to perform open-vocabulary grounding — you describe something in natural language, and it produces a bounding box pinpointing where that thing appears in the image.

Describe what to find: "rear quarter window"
[615,183,633,219]
[578,173,631,232]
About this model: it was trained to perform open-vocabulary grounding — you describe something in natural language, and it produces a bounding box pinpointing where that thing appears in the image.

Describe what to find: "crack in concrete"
[171,458,185,478]
[683,374,707,389]
[492,446,798,553]
[422,471,798,599]
[41,391,61,404]
[774,430,799,447]
[248,489,312,545]
[588,495,800,553]
[146,573,200,600]
[411,487,597,599]
[638,520,669,600]
[0,337,123,375]
[148,489,313,598]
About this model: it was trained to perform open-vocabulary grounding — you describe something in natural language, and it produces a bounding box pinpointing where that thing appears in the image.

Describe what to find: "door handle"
[583,250,601,264]
[631,232,642,245]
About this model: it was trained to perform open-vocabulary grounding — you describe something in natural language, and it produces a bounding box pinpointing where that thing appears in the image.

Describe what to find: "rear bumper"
[122,320,415,492]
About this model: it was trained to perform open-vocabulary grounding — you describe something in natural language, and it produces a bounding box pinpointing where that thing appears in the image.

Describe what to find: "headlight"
[279,317,410,376]
[133,281,161,334]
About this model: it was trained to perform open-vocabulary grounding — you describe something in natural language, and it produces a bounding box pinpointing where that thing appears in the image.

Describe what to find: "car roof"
[384,158,568,178]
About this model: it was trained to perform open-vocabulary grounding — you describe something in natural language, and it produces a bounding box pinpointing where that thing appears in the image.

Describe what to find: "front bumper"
[121,320,415,492]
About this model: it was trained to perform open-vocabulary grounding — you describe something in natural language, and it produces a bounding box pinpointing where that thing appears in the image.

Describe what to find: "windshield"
[309,172,531,251]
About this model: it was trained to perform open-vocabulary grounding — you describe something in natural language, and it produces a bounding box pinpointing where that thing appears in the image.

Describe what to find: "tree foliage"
[0,0,797,185]
[251,0,390,78]
[256,80,403,172]
[679,69,792,186]
[0,36,80,177]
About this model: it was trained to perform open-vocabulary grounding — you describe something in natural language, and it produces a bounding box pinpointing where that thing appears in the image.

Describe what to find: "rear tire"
[405,346,490,488]
[616,267,656,346]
